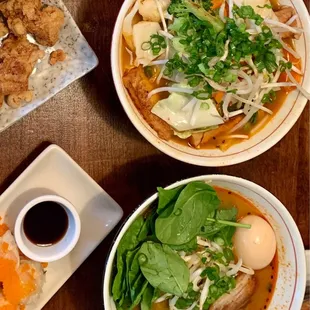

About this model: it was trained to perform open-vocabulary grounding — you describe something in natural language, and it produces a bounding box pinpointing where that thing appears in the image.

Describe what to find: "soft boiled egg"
[233,215,276,270]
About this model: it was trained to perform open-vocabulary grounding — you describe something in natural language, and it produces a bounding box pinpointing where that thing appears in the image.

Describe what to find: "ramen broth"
[121,1,302,151]
[132,187,278,310]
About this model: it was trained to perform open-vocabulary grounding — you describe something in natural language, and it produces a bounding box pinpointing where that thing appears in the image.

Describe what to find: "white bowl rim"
[103,174,306,310]
[111,0,310,167]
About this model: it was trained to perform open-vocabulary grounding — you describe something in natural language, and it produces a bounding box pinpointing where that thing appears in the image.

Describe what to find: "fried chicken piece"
[275,6,301,39]
[0,35,44,95]
[7,90,33,108]
[49,49,66,65]
[0,20,9,37]
[8,17,26,36]
[0,94,4,108]
[210,274,256,310]
[26,6,65,46]
[0,0,65,46]
[0,0,41,22]
[123,66,173,140]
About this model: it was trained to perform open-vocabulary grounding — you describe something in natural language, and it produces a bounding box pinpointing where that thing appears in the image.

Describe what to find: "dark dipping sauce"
[24,201,69,247]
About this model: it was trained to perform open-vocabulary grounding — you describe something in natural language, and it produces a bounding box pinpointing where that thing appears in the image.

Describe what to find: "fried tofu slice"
[123,66,173,140]
[0,35,44,95]
[200,116,243,146]
[210,274,256,310]
[0,0,64,46]
[189,116,243,148]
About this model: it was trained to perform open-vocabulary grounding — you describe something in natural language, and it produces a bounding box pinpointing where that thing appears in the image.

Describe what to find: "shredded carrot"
[212,0,224,9]
[41,262,48,269]
[224,2,229,17]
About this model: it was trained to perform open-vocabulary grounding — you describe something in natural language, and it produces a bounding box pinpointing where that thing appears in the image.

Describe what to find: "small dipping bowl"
[14,195,81,262]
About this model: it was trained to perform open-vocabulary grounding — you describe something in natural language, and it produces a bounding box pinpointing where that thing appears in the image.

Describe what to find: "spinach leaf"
[200,208,238,240]
[214,226,236,246]
[175,283,199,309]
[129,277,148,310]
[158,200,175,218]
[168,237,198,253]
[156,182,220,245]
[112,216,144,302]
[210,208,238,246]
[146,208,158,239]
[127,249,142,300]
[216,208,238,221]
[152,287,161,302]
[157,185,185,214]
[141,284,154,310]
[138,216,152,242]
[138,241,189,296]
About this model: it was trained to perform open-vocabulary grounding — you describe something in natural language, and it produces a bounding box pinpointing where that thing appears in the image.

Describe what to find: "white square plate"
[0,144,123,310]
[0,0,98,132]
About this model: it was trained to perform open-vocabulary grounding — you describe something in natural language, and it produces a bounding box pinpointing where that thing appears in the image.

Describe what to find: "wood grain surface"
[0,0,309,309]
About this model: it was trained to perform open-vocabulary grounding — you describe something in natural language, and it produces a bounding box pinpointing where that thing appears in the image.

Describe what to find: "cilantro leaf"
[233,5,264,25]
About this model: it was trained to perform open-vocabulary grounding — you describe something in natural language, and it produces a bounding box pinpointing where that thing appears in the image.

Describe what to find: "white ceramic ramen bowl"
[103,175,306,310]
[111,0,310,167]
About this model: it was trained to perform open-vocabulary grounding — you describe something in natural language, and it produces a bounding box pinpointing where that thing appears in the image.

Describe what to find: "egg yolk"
[233,215,276,270]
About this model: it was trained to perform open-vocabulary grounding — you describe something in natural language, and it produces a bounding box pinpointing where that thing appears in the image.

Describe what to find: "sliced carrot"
[213,91,225,104]
[212,0,224,10]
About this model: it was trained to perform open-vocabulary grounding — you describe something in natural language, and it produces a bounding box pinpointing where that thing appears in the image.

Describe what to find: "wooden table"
[0,0,309,309]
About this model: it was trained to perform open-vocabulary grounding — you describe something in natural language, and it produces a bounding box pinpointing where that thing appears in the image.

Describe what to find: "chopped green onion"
[141,34,167,56]
[262,90,277,104]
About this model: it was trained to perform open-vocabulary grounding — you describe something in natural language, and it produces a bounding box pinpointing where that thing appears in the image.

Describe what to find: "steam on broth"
[121,0,309,151]
[111,182,278,310]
